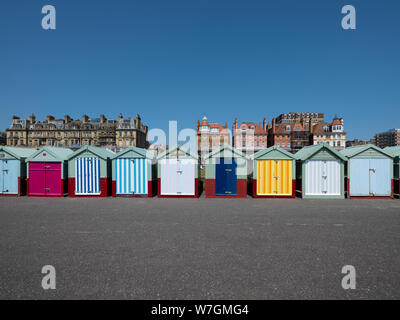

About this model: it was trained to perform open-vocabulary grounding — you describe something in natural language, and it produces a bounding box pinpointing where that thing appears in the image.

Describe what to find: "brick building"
[346,138,375,148]
[311,116,346,150]
[267,113,325,153]
[232,118,268,155]
[275,112,324,126]
[0,132,6,145]
[374,129,400,148]
[197,116,230,163]
[6,113,148,149]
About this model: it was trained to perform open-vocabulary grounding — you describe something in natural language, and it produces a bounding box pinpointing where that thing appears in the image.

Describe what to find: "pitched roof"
[238,122,267,134]
[253,146,297,160]
[384,146,400,156]
[205,144,248,160]
[67,145,115,160]
[27,146,73,161]
[157,145,198,160]
[111,147,155,160]
[340,144,393,158]
[295,143,347,161]
[0,146,36,159]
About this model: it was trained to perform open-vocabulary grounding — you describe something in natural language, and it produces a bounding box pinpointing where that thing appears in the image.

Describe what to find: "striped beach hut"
[252,146,296,198]
[295,143,346,199]
[0,146,36,196]
[341,144,394,198]
[385,146,400,198]
[67,146,114,197]
[26,147,73,197]
[157,145,199,198]
[204,144,249,198]
[111,147,157,197]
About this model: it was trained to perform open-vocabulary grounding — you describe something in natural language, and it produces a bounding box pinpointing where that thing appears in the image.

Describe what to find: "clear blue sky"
[1,0,399,140]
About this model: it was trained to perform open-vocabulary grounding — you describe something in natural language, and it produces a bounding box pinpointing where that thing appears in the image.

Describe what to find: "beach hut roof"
[27,146,73,161]
[157,145,198,160]
[296,143,347,161]
[253,146,296,160]
[0,146,36,159]
[205,143,249,160]
[67,145,115,161]
[384,146,400,157]
[340,144,394,158]
[111,146,155,160]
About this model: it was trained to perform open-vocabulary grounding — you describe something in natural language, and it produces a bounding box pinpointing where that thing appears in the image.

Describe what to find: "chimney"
[12,115,20,120]
[64,115,71,123]
[100,114,106,124]
[272,118,276,134]
[29,113,36,124]
[118,113,123,121]
[197,120,200,130]
[340,118,344,125]
[263,117,266,131]
[47,115,54,122]
[135,114,141,127]
[82,115,89,123]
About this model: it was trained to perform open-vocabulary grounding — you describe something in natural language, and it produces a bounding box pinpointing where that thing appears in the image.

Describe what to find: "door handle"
[369,168,376,172]
[225,191,232,194]
[44,166,50,169]
[225,169,232,172]
[322,175,327,179]
[45,188,50,191]
[274,176,279,179]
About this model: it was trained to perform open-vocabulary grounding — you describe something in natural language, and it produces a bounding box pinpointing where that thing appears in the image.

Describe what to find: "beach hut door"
[75,157,100,195]
[176,159,195,196]
[216,158,237,196]
[369,159,391,196]
[1,160,18,194]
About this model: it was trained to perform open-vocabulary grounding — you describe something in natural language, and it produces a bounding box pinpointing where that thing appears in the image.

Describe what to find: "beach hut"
[204,144,249,198]
[0,146,36,196]
[26,147,73,197]
[295,143,346,199]
[341,144,394,198]
[111,147,157,197]
[67,145,114,197]
[157,145,199,198]
[385,146,400,198]
[252,146,296,198]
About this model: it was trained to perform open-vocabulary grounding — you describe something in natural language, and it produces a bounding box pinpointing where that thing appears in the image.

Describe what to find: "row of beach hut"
[0,143,399,199]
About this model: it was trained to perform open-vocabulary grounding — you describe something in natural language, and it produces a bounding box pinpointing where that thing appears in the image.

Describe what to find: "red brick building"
[232,118,268,155]
[197,116,230,164]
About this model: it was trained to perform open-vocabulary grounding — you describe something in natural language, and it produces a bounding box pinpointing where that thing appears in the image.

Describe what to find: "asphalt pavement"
[0,196,399,299]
